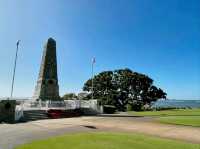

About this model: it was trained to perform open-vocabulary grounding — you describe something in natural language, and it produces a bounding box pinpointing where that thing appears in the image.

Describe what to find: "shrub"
[103,105,116,114]
[126,104,133,111]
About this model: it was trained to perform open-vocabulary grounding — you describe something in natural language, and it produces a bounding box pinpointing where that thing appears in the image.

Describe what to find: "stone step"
[23,113,47,116]
[24,113,47,117]
[23,115,48,119]
[23,110,49,121]
[23,110,47,114]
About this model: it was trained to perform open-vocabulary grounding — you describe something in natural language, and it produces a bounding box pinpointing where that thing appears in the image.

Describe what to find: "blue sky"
[0,0,199,99]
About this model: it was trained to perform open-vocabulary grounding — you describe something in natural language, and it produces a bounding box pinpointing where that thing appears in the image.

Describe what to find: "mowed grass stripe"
[129,108,200,127]
[129,108,200,116]
[15,132,200,149]
[158,116,200,127]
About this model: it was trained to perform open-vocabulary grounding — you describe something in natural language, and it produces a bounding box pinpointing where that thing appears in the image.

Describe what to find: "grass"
[158,116,200,127]
[129,108,200,127]
[15,132,200,149]
[129,108,200,116]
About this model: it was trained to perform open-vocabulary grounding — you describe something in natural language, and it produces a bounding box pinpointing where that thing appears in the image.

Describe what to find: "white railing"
[20,100,99,111]
[14,99,101,121]
[22,100,66,110]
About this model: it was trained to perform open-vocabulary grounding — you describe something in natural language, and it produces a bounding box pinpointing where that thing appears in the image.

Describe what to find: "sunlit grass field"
[129,108,200,116]
[15,132,200,149]
[158,116,200,127]
[129,108,200,126]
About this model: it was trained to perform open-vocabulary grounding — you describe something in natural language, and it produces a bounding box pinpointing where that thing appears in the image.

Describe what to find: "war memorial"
[0,38,99,123]
[33,38,60,101]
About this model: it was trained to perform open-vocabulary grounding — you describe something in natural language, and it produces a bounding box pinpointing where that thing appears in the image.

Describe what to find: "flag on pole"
[92,57,96,64]
[16,40,20,46]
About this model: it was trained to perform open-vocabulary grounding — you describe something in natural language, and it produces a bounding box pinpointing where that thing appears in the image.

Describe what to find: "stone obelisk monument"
[33,38,60,101]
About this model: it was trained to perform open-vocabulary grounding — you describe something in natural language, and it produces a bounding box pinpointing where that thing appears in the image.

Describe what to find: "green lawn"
[129,108,200,127]
[158,116,200,127]
[129,108,200,116]
[15,132,200,149]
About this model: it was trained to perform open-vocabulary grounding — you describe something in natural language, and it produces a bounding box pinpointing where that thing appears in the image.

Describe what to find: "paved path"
[0,115,200,149]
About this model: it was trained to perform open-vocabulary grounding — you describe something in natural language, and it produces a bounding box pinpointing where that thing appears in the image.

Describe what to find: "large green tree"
[83,68,166,111]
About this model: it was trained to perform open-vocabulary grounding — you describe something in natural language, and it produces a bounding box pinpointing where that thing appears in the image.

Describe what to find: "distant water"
[152,99,200,108]
[1,98,200,108]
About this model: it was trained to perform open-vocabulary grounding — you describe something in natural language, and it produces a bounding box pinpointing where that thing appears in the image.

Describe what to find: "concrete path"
[0,115,200,149]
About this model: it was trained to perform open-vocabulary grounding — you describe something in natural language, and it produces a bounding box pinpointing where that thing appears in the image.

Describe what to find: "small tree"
[78,92,90,100]
[62,93,77,100]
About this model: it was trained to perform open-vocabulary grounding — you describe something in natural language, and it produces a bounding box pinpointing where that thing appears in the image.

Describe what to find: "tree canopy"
[83,68,166,111]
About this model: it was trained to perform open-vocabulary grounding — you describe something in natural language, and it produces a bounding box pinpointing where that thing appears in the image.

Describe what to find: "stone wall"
[0,100,16,123]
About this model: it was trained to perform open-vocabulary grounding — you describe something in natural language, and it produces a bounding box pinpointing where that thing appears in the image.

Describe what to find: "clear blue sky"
[0,0,199,99]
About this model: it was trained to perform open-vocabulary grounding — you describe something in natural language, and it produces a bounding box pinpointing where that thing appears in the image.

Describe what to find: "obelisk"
[33,38,60,101]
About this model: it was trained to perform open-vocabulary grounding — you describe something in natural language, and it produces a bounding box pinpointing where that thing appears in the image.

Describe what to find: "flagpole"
[92,61,94,100]
[91,58,95,100]
[10,40,20,99]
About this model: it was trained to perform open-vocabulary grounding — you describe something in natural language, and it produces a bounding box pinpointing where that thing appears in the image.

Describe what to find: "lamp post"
[10,40,20,99]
